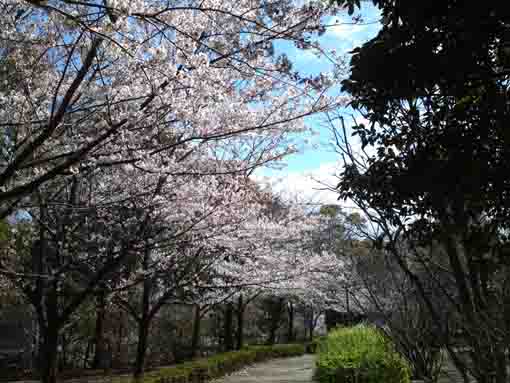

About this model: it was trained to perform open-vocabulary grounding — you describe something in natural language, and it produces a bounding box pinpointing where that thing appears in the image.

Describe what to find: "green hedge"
[136,343,305,383]
[315,325,411,383]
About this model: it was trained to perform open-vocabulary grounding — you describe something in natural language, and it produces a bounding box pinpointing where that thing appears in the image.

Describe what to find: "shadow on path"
[215,354,315,383]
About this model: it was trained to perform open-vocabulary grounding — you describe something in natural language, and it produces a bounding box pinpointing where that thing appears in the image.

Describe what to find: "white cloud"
[321,12,381,54]
[327,21,368,39]
[277,162,340,204]
[252,162,359,212]
[250,116,378,215]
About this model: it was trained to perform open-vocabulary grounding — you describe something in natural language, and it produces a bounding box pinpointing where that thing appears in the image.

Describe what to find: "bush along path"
[142,344,307,383]
[315,325,411,383]
[6,344,309,383]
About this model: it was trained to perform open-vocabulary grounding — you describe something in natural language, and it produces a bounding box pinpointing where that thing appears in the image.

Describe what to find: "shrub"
[315,325,411,383]
[135,343,305,383]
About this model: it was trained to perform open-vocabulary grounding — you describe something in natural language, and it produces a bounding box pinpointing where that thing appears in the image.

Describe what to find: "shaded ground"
[215,354,315,383]
[216,354,467,383]
[215,352,471,383]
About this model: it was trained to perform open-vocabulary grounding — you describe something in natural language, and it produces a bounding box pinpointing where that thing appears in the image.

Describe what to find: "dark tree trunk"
[236,295,244,350]
[268,325,277,345]
[191,305,201,357]
[267,298,284,345]
[92,290,107,369]
[37,279,61,383]
[134,321,150,380]
[59,334,67,371]
[224,302,234,351]
[39,326,59,383]
[116,311,124,367]
[134,246,152,381]
[303,310,308,340]
[308,308,314,341]
[84,340,92,369]
[287,302,294,342]
[492,342,507,383]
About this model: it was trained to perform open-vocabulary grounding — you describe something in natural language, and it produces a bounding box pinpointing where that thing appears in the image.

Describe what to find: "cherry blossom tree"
[0,2,357,381]
[0,0,346,217]
[108,171,270,378]
[216,194,348,342]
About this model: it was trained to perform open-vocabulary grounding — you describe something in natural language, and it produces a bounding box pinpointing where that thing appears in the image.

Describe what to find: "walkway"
[216,353,469,383]
[216,354,315,383]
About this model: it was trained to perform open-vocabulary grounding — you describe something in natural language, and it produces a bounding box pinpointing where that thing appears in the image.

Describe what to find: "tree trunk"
[134,246,152,381]
[191,305,201,357]
[92,290,107,369]
[268,324,277,345]
[287,302,294,342]
[84,340,92,369]
[493,343,507,383]
[38,281,60,383]
[134,321,149,380]
[39,327,59,383]
[224,302,234,351]
[236,295,244,350]
[309,308,314,341]
[59,334,67,371]
[267,298,283,345]
[345,287,350,313]
[303,310,308,341]
[116,311,124,368]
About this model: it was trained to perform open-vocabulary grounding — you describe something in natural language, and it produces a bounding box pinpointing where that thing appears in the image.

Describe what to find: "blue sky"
[254,4,381,206]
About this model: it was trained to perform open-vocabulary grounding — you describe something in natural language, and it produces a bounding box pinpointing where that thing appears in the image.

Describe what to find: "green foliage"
[333,2,510,379]
[335,0,510,230]
[315,325,411,383]
[131,344,305,383]
[319,205,342,218]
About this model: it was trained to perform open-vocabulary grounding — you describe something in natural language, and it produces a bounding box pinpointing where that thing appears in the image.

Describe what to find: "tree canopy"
[333,1,510,382]
[336,0,510,232]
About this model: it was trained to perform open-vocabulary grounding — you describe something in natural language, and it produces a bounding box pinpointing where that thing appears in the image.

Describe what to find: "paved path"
[216,354,315,383]
[216,353,469,383]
